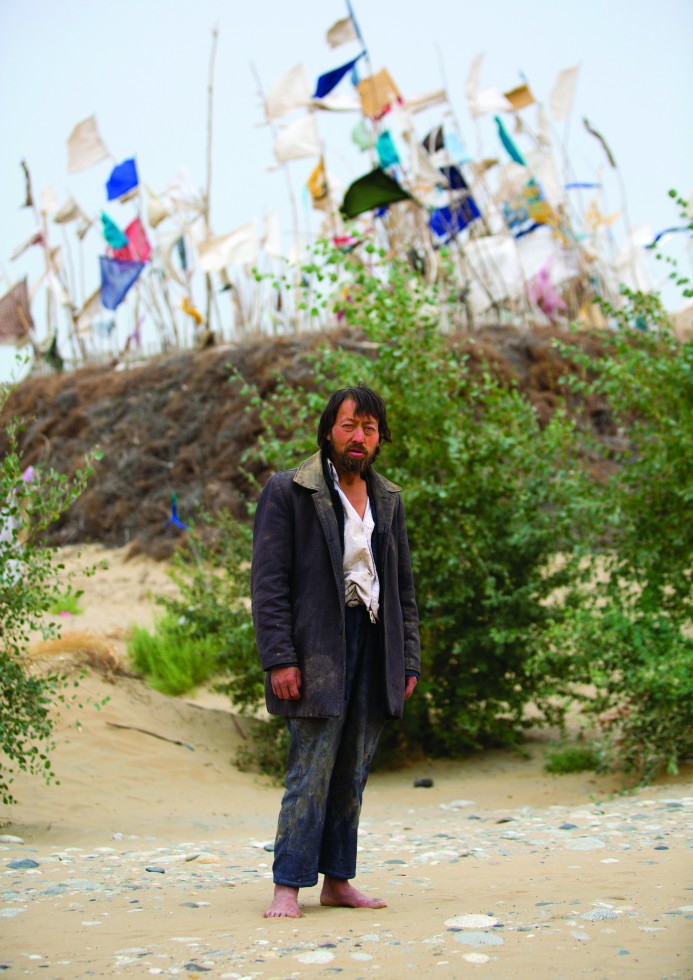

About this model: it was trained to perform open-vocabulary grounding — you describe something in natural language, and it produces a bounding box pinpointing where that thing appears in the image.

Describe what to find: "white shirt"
[328,460,380,623]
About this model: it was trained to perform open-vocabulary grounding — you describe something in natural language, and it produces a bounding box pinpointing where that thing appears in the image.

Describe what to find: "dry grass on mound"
[27,631,137,679]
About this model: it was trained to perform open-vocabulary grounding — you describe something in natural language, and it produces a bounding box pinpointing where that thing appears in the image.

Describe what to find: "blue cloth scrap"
[314,53,364,99]
[106,158,139,201]
[99,256,144,310]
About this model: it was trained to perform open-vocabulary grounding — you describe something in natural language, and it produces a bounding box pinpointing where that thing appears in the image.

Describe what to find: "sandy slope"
[2,545,691,978]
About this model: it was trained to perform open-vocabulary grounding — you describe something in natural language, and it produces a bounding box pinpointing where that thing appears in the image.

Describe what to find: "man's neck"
[334,467,366,491]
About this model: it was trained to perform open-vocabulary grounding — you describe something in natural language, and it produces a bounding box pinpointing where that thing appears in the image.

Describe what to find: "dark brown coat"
[251,451,420,718]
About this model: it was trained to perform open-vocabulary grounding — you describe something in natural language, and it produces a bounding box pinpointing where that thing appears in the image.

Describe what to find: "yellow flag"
[181,296,204,325]
[307,159,328,207]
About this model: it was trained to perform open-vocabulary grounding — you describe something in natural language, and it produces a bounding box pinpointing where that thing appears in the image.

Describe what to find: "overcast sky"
[1,0,691,381]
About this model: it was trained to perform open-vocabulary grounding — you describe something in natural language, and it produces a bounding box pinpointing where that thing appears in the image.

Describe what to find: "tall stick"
[204,26,219,333]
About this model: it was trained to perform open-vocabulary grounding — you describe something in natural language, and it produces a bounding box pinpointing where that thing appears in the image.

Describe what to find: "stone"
[7,859,39,869]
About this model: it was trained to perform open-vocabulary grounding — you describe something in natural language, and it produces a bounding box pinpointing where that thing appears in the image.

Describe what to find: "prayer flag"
[111,217,151,263]
[10,230,44,261]
[99,256,144,310]
[75,289,102,336]
[307,159,328,207]
[197,220,258,271]
[550,66,580,122]
[106,158,139,201]
[430,195,481,245]
[273,114,321,162]
[357,68,401,119]
[504,84,535,111]
[351,118,373,151]
[262,211,283,259]
[181,297,204,325]
[314,54,363,99]
[341,168,412,219]
[406,88,447,114]
[53,196,84,224]
[101,212,129,249]
[265,64,312,120]
[583,117,617,168]
[146,186,169,228]
[40,187,59,216]
[422,125,444,154]
[376,131,400,169]
[67,115,110,173]
[0,279,33,346]
[495,116,526,165]
[326,16,358,48]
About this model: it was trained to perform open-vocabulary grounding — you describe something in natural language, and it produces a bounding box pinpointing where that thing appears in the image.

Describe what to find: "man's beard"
[330,442,378,475]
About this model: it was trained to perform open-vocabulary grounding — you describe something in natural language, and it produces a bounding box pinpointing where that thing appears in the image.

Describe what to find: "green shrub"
[127,615,220,696]
[1,378,98,805]
[544,740,600,774]
[47,587,84,616]
[235,243,592,764]
[547,282,693,780]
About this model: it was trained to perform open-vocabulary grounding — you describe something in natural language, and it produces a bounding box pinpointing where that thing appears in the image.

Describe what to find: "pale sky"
[1,0,691,381]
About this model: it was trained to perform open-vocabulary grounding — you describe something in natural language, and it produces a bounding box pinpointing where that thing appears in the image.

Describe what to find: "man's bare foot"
[320,876,387,909]
[264,884,303,918]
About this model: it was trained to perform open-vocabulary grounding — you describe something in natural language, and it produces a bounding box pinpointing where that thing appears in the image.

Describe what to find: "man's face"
[327,398,380,475]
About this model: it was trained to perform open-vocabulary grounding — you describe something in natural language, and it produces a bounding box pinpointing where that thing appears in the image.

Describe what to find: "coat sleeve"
[396,496,421,675]
[251,474,299,671]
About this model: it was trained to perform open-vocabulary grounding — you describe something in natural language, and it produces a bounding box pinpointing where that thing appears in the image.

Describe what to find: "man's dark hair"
[317,384,392,447]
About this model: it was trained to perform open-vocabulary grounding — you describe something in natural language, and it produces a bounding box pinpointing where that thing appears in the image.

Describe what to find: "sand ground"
[2,545,692,978]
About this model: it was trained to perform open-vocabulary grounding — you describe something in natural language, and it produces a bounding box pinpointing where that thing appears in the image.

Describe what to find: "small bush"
[47,588,84,616]
[127,615,219,696]
[544,741,599,774]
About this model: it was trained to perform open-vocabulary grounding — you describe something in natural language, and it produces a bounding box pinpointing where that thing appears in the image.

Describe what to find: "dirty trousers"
[272,605,386,888]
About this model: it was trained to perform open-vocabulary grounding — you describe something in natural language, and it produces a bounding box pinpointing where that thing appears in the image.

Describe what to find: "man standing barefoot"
[251,385,420,918]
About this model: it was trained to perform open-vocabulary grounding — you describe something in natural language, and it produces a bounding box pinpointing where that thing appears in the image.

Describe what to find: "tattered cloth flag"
[376,130,400,169]
[67,115,110,173]
[101,211,129,250]
[503,83,535,111]
[341,168,412,219]
[430,195,481,245]
[550,65,580,122]
[106,158,139,201]
[111,217,152,263]
[495,115,526,166]
[0,279,33,345]
[99,256,144,310]
[357,68,401,119]
[307,159,329,207]
[273,114,321,162]
[422,125,444,155]
[10,229,44,261]
[265,64,312,120]
[314,53,364,99]
[583,117,617,168]
[181,296,204,324]
[197,220,258,271]
[326,15,358,48]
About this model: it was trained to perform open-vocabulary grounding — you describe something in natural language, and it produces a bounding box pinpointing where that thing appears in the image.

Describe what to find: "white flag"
[273,114,321,163]
[265,64,312,121]
[326,16,358,48]
[262,211,283,259]
[76,288,102,336]
[549,65,580,122]
[67,116,110,173]
[198,220,258,272]
[54,196,86,225]
[406,88,447,114]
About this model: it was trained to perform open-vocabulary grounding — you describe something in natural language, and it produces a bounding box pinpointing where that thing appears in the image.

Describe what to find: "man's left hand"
[404,675,418,700]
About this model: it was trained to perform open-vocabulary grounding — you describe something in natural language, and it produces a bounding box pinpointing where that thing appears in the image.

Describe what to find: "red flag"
[111,217,152,263]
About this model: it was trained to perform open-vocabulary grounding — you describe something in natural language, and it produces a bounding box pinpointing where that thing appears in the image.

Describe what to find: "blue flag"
[314,53,363,99]
[106,158,139,201]
[100,256,144,310]
[430,196,481,245]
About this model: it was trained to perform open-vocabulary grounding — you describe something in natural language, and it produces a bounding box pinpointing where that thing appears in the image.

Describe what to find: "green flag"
[101,211,129,249]
[341,168,412,219]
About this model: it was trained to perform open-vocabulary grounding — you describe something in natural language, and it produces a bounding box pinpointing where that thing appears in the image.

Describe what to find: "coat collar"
[294,450,402,498]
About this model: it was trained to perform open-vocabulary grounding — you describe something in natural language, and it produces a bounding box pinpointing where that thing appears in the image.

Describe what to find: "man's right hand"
[270,666,302,700]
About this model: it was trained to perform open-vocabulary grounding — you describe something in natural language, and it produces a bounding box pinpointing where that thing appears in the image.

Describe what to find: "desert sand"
[2,544,692,978]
